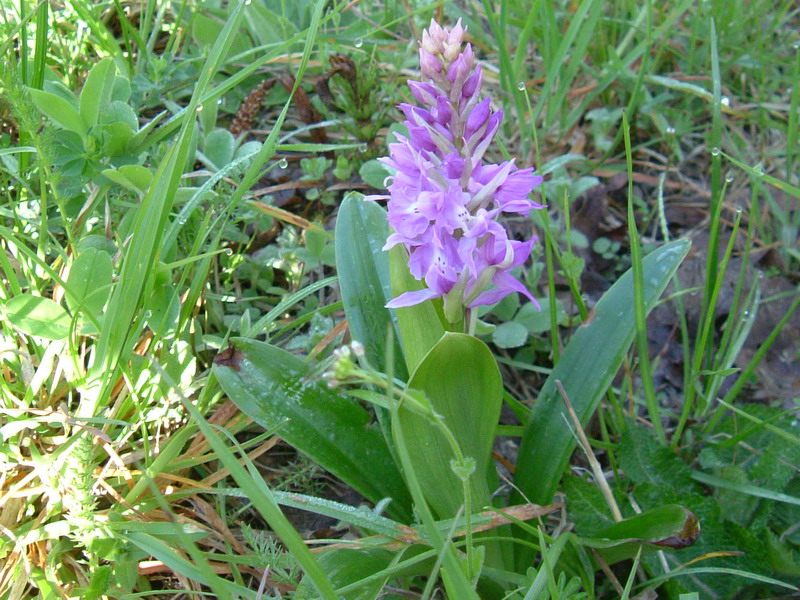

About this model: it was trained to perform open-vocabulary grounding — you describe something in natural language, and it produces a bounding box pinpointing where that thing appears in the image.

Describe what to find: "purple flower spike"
[376,19,545,325]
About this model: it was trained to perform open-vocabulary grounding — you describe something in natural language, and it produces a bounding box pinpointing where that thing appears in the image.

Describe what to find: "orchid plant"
[369,20,543,330]
[215,19,694,598]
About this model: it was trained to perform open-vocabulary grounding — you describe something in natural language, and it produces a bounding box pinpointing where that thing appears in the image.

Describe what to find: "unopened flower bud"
[464,97,491,138]
[447,20,465,47]
[419,49,442,77]
[462,69,482,98]
[435,96,452,125]
[350,341,365,358]
[409,80,438,105]
[420,29,438,54]
[443,44,459,62]
[329,346,357,381]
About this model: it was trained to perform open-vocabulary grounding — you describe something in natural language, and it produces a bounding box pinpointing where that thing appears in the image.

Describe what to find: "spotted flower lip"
[374,19,545,320]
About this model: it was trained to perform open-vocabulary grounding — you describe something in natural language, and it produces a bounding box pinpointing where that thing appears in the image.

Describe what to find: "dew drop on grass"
[710,147,721,156]
[725,171,734,183]
[354,38,363,48]
[217,98,223,105]
[278,158,288,169]
[358,143,368,152]
[720,96,731,107]
[666,126,676,135]
[517,81,526,91]
[735,204,743,214]
[792,40,800,50]
[754,163,764,176]
[196,104,203,112]
[224,248,234,256]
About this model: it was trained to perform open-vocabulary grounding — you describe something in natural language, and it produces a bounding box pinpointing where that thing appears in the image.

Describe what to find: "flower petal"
[386,288,440,308]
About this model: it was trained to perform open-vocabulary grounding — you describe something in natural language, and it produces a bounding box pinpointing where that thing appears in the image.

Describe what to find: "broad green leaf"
[83,564,112,600]
[359,159,391,188]
[213,338,412,521]
[178,380,341,600]
[335,194,405,377]
[514,296,567,333]
[118,165,153,192]
[191,13,224,46]
[561,474,617,536]
[398,333,502,520]
[111,75,131,103]
[245,2,298,46]
[143,283,180,338]
[388,245,445,374]
[765,532,800,577]
[99,121,135,157]
[79,57,116,128]
[5,294,71,340]
[579,504,700,565]
[66,248,113,318]
[28,88,88,138]
[100,101,138,130]
[492,321,528,349]
[297,549,395,600]
[203,128,235,170]
[514,238,690,506]
[618,421,695,490]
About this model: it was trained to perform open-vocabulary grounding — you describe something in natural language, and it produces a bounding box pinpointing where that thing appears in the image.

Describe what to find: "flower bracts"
[374,19,544,321]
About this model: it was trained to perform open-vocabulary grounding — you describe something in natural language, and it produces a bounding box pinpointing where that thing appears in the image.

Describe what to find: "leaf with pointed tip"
[514,239,690,507]
[580,504,700,565]
[213,338,412,521]
[335,194,406,378]
[5,294,71,340]
[397,333,502,520]
[79,58,116,128]
[388,245,446,374]
[29,89,87,138]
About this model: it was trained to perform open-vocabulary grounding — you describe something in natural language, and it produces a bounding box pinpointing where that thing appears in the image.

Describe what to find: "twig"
[555,380,623,522]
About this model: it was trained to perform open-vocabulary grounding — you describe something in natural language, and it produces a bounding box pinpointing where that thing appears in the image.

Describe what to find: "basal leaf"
[398,333,502,520]
[388,245,445,374]
[213,338,412,521]
[335,194,405,378]
[514,239,690,507]
[580,504,700,565]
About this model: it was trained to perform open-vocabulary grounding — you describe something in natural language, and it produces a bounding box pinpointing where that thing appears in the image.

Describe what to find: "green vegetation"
[0,0,798,598]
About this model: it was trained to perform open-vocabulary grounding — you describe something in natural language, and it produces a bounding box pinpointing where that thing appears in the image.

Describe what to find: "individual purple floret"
[371,19,544,323]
